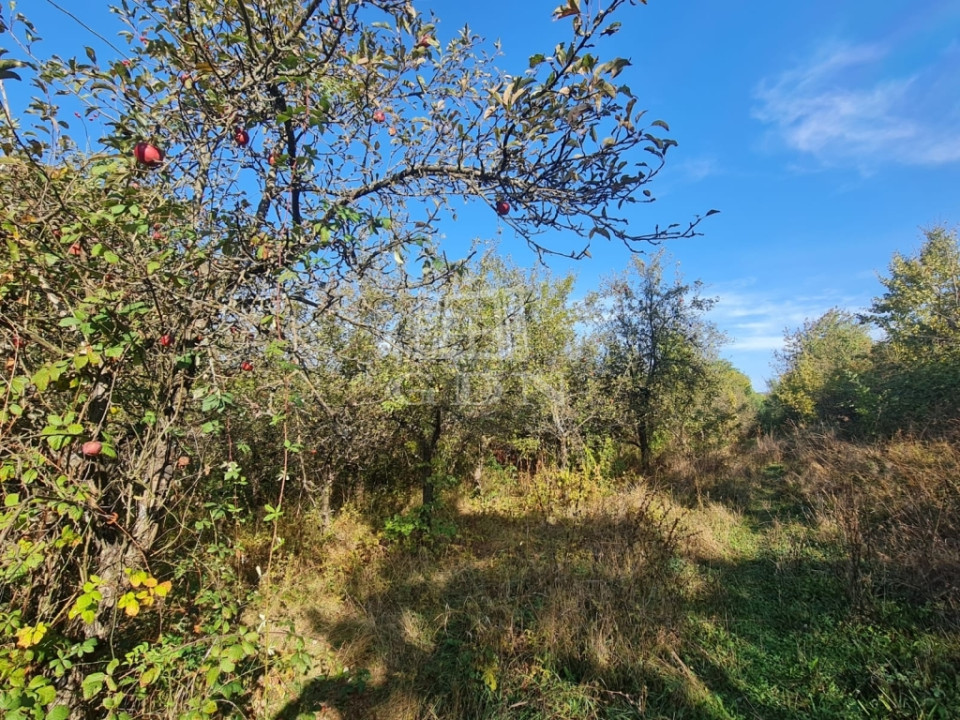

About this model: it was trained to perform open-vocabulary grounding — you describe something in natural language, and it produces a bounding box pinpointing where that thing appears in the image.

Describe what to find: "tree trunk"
[638,424,652,473]
[320,466,334,529]
[420,406,443,506]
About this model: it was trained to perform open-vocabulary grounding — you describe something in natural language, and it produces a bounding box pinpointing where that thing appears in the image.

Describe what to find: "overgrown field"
[252,434,960,720]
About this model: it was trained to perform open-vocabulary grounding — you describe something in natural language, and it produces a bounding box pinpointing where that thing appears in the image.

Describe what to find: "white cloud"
[707,281,871,389]
[728,335,786,352]
[753,41,960,169]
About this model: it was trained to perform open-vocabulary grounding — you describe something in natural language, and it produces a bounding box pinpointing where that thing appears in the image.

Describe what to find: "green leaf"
[47,705,71,720]
[33,367,51,392]
[35,683,56,705]
[4,493,18,507]
[205,665,220,687]
[81,672,105,700]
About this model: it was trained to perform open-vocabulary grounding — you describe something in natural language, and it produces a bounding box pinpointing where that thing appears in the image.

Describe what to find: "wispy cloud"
[753,40,960,169]
[673,156,720,183]
[707,280,870,389]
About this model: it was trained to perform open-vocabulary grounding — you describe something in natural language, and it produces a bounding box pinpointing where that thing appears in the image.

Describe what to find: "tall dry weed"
[788,430,960,611]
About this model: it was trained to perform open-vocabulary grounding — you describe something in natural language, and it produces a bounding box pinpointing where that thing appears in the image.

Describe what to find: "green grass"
[258,466,960,720]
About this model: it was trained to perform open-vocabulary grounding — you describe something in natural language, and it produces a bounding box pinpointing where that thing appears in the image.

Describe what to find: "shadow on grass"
[272,672,373,720]
[271,487,960,720]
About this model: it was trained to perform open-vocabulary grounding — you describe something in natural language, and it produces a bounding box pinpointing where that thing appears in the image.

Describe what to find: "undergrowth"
[255,436,960,719]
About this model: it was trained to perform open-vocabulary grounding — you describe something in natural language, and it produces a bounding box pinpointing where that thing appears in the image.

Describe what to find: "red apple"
[82,440,102,456]
[234,127,250,147]
[372,109,386,123]
[495,199,510,216]
[267,152,276,166]
[160,334,173,347]
[134,142,164,167]
[240,360,253,372]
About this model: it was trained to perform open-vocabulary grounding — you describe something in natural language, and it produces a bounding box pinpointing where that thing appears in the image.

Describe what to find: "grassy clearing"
[254,439,960,719]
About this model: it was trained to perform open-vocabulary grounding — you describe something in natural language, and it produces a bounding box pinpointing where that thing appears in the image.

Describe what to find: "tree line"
[764,226,960,438]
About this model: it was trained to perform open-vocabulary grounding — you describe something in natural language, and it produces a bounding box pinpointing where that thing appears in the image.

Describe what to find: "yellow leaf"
[139,666,159,688]
[154,581,172,597]
[143,576,158,588]
[124,599,140,617]
[16,623,48,648]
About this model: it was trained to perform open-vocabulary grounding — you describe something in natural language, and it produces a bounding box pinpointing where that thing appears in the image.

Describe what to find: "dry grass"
[255,472,703,719]
[787,431,960,608]
[253,432,960,718]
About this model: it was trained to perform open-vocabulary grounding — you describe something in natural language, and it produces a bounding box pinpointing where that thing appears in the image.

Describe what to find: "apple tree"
[1,0,704,715]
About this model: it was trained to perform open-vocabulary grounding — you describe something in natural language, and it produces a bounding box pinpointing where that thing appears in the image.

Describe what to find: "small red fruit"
[134,142,164,167]
[267,153,276,166]
[82,440,103,457]
[234,127,250,146]
[495,199,510,216]
[68,242,83,256]
[417,35,432,48]
[372,109,386,123]
[240,360,253,372]
[160,334,173,347]
[12,335,26,350]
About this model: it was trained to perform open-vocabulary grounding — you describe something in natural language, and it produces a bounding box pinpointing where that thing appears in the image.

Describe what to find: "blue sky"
[426,0,960,389]
[7,0,960,390]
